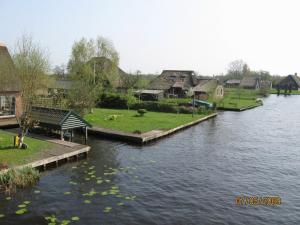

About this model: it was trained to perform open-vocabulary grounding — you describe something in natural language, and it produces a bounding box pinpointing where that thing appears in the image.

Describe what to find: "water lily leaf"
[23,201,31,205]
[101,191,108,196]
[71,166,77,169]
[84,200,91,204]
[5,197,11,200]
[0,214,5,218]
[64,192,71,195]
[96,180,103,184]
[105,179,111,183]
[83,162,88,165]
[18,204,27,208]
[88,166,95,170]
[117,202,124,206]
[61,219,71,225]
[34,190,41,194]
[71,216,80,221]
[103,206,112,213]
[85,177,90,181]
[15,208,27,215]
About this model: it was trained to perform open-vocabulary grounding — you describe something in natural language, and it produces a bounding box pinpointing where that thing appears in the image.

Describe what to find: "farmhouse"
[277,74,300,91]
[148,70,198,98]
[240,77,260,89]
[225,79,240,88]
[0,43,22,125]
[192,79,223,100]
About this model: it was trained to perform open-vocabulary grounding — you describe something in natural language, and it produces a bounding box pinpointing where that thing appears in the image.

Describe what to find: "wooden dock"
[0,135,90,174]
[89,113,218,144]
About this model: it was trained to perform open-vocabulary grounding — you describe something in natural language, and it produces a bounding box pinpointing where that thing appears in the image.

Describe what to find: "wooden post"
[85,126,88,144]
[71,130,73,142]
[60,129,64,141]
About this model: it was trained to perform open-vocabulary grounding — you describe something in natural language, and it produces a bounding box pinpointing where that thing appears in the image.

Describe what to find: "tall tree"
[68,36,119,115]
[13,34,50,146]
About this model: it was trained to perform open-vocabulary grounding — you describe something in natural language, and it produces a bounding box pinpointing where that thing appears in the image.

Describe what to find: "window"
[0,96,16,117]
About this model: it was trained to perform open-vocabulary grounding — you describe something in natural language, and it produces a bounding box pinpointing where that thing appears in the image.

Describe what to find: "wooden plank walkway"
[89,113,218,144]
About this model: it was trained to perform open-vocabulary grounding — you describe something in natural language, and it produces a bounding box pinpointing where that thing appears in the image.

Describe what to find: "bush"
[137,109,147,116]
[0,167,40,192]
[132,101,178,113]
[98,92,135,109]
[178,106,193,114]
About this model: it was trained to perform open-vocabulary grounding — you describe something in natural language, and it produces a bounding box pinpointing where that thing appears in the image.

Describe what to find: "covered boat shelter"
[31,106,91,143]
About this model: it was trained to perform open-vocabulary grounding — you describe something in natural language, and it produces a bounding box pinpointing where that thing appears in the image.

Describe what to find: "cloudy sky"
[1,0,299,75]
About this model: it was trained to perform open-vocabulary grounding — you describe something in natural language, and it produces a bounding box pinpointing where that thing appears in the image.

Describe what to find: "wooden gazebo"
[31,106,91,142]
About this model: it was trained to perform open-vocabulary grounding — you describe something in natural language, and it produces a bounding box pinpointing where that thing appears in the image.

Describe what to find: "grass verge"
[85,108,213,133]
[0,130,53,167]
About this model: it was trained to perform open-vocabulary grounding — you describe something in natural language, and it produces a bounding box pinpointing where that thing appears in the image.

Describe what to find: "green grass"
[85,108,212,133]
[269,89,300,95]
[216,88,261,110]
[0,130,53,167]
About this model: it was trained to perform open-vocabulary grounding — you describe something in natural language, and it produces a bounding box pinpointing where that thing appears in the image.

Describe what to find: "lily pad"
[15,208,27,215]
[18,204,27,208]
[64,192,71,195]
[23,201,31,205]
[5,197,11,200]
[34,190,41,194]
[84,200,91,204]
[71,216,80,221]
[0,214,5,218]
[61,219,71,225]
[117,202,124,206]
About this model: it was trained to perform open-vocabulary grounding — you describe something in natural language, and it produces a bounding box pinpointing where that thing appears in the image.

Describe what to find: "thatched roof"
[0,45,21,92]
[260,80,272,89]
[192,79,218,93]
[277,75,300,88]
[240,77,259,88]
[225,79,240,84]
[148,70,197,90]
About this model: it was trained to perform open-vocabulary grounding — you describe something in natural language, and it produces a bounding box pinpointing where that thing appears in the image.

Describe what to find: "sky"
[1,0,300,76]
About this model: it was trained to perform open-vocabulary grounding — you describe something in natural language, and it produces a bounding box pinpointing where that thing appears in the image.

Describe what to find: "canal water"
[1,94,300,225]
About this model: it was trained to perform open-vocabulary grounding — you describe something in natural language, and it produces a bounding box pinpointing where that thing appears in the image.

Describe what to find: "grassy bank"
[269,89,300,95]
[215,88,261,110]
[85,108,213,133]
[0,130,53,167]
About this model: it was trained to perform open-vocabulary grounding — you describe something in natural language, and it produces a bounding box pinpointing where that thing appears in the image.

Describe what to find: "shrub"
[178,106,193,114]
[132,101,178,113]
[137,109,147,116]
[98,92,134,109]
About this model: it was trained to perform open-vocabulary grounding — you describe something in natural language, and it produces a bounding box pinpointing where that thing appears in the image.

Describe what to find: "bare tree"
[13,34,50,147]
[227,60,245,78]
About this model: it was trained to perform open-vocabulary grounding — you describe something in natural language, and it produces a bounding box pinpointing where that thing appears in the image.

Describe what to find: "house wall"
[0,91,22,120]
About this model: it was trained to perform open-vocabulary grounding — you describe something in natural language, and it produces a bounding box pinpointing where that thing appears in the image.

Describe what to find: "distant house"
[240,77,260,89]
[133,90,164,101]
[192,79,223,100]
[148,70,198,98]
[225,79,240,88]
[48,79,73,97]
[277,74,300,91]
[260,80,272,90]
[0,43,22,123]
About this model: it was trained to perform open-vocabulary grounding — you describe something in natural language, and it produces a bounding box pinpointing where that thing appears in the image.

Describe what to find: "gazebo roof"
[31,107,91,130]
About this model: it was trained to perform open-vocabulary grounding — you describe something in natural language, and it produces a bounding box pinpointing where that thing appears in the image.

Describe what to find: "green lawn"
[269,89,300,95]
[0,130,53,167]
[85,108,212,133]
[216,88,261,110]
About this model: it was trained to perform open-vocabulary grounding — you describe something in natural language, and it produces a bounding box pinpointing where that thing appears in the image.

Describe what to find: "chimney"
[295,73,298,77]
